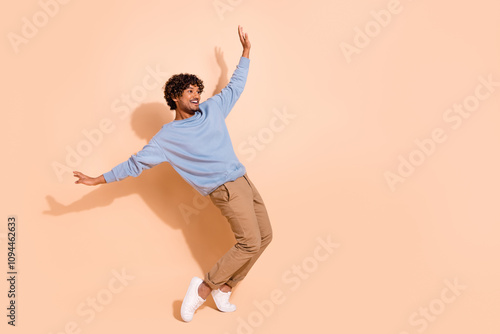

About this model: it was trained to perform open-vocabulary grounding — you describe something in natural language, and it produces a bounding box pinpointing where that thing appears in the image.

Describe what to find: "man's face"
[173,84,201,112]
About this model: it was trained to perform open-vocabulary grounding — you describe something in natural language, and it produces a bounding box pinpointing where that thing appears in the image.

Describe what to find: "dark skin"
[73,25,251,300]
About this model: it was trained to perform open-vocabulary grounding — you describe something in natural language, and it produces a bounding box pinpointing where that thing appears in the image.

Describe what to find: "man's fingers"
[238,25,250,47]
[238,25,245,41]
[73,171,87,185]
[73,170,96,186]
[73,171,87,179]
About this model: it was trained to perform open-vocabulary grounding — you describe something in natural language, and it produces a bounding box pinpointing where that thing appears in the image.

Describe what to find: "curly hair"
[163,74,204,110]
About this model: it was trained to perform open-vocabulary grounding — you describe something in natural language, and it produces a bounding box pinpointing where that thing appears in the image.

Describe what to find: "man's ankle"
[198,281,211,299]
[220,284,232,293]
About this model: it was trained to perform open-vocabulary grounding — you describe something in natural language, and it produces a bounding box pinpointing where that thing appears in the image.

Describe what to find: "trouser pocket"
[209,183,230,203]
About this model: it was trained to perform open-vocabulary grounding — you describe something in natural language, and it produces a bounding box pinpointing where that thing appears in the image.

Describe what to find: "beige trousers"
[205,173,273,289]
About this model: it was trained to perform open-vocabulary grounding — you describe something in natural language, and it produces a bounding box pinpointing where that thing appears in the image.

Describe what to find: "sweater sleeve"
[103,137,168,183]
[207,57,250,118]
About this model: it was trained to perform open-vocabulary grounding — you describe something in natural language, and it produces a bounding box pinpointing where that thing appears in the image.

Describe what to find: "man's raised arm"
[205,25,251,118]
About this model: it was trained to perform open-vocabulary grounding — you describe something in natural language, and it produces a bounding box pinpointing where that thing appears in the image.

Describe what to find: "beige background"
[2,0,499,333]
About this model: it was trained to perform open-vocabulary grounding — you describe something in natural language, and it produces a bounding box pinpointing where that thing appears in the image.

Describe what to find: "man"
[73,26,273,322]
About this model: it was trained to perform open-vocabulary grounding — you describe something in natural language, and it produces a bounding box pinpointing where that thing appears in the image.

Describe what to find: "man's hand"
[73,171,106,186]
[238,25,251,59]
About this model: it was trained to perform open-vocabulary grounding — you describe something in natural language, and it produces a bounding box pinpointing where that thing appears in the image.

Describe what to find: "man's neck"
[175,109,196,121]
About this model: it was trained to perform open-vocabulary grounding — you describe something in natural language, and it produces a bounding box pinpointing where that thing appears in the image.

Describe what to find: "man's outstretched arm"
[73,136,167,186]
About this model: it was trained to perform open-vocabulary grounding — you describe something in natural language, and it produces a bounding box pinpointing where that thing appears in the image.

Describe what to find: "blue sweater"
[103,57,250,196]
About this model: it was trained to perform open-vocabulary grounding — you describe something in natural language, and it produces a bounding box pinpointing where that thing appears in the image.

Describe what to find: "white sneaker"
[180,277,206,322]
[211,289,237,312]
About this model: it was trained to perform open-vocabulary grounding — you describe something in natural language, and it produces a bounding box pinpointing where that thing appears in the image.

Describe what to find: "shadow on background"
[44,47,230,318]
[212,46,228,96]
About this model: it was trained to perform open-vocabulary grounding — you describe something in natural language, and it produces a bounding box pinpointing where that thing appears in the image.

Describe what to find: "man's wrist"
[97,175,106,185]
[242,49,250,59]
